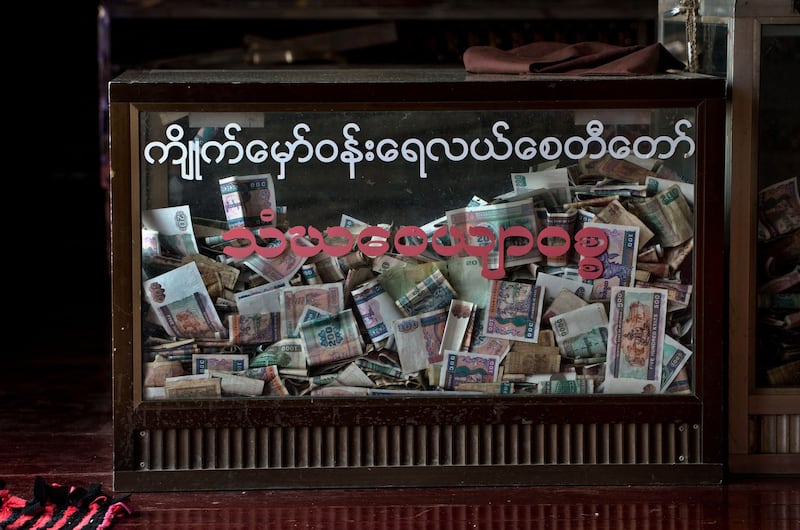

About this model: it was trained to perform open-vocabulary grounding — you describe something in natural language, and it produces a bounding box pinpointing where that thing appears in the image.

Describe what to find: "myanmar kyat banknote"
[299,309,363,367]
[437,299,477,358]
[249,338,307,375]
[191,353,249,375]
[604,286,668,394]
[143,261,226,339]
[758,176,800,242]
[352,278,404,344]
[549,302,608,344]
[446,198,541,272]
[280,283,344,338]
[661,334,693,392]
[632,184,693,248]
[218,173,276,229]
[482,280,544,343]
[142,204,200,258]
[394,268,457,317]
[439,350,500,390]
[392,308,448,373]
[227,312,280,344]
[582,222,639,301]
[238,233,315,284]
[468,308,512,360]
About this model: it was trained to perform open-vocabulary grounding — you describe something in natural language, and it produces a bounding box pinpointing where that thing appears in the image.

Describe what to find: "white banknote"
[142,204,199,257]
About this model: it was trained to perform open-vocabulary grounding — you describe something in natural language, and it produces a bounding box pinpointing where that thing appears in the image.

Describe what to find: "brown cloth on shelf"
[463,41,686,75]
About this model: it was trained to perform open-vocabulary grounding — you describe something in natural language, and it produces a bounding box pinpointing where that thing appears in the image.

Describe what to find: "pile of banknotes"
[755,176,800,386]
[140,155,698,400]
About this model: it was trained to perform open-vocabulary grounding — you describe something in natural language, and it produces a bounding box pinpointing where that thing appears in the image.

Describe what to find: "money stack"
[139,159,701,399]
[755,177,800,386]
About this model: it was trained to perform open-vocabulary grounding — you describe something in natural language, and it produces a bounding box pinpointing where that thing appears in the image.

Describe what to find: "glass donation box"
[109,68,727,491]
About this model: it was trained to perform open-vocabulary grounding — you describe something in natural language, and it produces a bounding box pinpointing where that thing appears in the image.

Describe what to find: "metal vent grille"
[750,414,800,454]
[136,421,700,471]
[140,502,717,528]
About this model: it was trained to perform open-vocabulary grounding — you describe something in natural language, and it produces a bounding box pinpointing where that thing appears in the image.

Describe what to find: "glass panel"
[137,104,698,400]
[658,0,732,76]
[755,24,800,389]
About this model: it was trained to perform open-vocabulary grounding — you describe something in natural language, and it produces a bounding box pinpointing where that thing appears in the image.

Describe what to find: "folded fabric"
[0,477,133,530]
[463,41,686,75]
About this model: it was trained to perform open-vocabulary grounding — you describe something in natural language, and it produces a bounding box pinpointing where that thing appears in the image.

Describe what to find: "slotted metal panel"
[750,414,800,454]
[136,421,700,471]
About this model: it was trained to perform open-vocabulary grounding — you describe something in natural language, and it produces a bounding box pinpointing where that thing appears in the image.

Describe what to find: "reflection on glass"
[137,106,700,400]
[658,0,732,77]
[755,24,800,388]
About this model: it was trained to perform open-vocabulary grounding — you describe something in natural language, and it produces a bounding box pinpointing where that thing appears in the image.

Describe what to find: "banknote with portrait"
[228,312,280,344]
[582,222,639,301]
[439,350,500,390]
[604,286,667,394]
[482,280,544,343]
[352,279,404,344]
[468,308,511,359]
[143,261,226,339]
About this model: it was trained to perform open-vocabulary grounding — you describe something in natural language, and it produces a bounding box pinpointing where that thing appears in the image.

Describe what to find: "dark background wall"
[16,2,656,350]
[16,5,106,349]
[26,5,100,180]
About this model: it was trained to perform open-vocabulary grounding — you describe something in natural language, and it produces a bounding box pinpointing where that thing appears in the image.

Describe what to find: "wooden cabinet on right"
[728,1,800,474]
